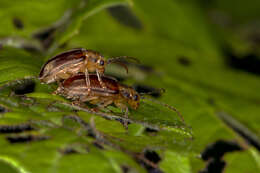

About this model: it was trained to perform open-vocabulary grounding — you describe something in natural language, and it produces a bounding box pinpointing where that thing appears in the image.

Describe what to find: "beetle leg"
[83,58,91,93]
[85,69,91,93]
[97,99,113,109]
[52,82,63,95]
[72,100,82,106]
[124,107,129,128]
[96,70,106,89]
[115,101,129,128]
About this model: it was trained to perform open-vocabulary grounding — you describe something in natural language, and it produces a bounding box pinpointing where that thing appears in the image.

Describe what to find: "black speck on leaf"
[144,150,161,164]
[0,124,34,133]
[224,47,260,75]
[6,134,49,143]
[13,17,24,29]
[199,158,226,173]
[14,80,35,95]
[178,56,191,66]
[201,140,243,161]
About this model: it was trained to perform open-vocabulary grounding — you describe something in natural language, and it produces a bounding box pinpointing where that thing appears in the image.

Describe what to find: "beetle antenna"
[109,61,129,73]
[139,88,165,96]
[107,56,140,64]
[141,96,185,123]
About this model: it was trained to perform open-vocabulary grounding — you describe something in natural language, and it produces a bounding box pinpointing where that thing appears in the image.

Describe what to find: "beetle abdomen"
[39,49,86,83]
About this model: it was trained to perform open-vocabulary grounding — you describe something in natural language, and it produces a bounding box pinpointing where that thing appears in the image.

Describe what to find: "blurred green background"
[0,0,260,172]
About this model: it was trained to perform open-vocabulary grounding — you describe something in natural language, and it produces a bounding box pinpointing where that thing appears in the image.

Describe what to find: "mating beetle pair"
[39,48,184,123]
[39,48,141,114]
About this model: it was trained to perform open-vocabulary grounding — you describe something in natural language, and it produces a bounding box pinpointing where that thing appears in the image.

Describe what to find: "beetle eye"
[99,60,104,66]
[122,92,130,98]
[133,94,138,101]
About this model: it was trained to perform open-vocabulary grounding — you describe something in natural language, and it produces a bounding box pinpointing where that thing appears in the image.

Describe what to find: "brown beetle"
[39,48,137,90]
[56,74,184,123]
[56,74,140,113]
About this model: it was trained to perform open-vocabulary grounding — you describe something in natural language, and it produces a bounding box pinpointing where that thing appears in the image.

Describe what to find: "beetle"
[55,74,185,124]
[56,74,140,113]
[39,48,137,90]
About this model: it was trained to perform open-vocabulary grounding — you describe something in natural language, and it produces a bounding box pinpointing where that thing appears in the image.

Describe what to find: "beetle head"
[120,85,140,110]
[84,50,106,74]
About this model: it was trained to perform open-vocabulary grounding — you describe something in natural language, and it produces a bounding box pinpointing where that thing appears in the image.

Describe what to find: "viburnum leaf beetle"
[39,48,139,90]
[56,74,185,125]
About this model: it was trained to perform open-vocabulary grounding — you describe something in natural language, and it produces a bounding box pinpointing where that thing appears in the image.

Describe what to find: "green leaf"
[159,150,191,173]
[0,47,42,84]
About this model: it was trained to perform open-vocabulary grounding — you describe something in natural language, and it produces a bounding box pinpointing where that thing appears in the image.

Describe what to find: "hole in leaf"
[201,140,243,161]
[0,124,34,133]
[6,134,49,143]
[14,80,35,95]
[134,85,163,98]
[178,56,191,66]
[145,127,159,133]
[144,127,159,136]
[224,48,260,75]
[13,17,24,30]
[107,6,143,30]
[137,150,163,173]
[199,158,226,173]
[144,150,161,164]
[200,140,243,173]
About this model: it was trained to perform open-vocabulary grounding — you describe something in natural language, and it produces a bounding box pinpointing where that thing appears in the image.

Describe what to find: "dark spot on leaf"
[6,134,49,143]
[0,106,7,113]
[201,140,243,161]
[136,64,155,74]
[199,158,226,173]
[33,27,56,49]
[107,6,143,30]
[139,150,163,173]
[92,140,105,150]
[134,85,163,98]
[13,17,24,29]
[144,150,161,164]
[59,42,68,49]
[178,56,191,66]
[0,43,3,49]
[144,127,158,136]
[61,147,78,155]
[121,165,130,173]
[145,127,159,133]
[148,170,163,173]
[246,29,260,47]
[0,124,34,133]
[13,80,35,95]
[200,140,243,173]
[22,44,41,53]
[207,97,215,105]
[224,47,260,75]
